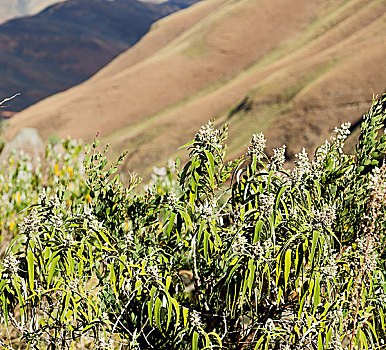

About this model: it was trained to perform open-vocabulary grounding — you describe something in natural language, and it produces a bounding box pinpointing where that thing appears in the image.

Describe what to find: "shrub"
[0,138,88,247]
[0,94,385,349]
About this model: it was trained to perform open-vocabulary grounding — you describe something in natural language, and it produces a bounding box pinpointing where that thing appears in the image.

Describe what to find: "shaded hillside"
[0,0,63,24]
[0,0,200,111]
[7,0,386,179]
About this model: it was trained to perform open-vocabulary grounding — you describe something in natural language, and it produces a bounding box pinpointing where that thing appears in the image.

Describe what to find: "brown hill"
[0,0,201,111]
[7,0,386,179]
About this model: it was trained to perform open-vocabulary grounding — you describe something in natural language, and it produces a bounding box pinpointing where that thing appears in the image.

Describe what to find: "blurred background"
[1,0,385,179]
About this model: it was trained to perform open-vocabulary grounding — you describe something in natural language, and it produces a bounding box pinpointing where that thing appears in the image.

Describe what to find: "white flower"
[311,204,336,230]
[248,133,266,158]
[194,121,222,150]
[189,310,203,328]
[321,252,339,281]
[260,193,275,216]
[2,252,19,279]
[147,265,160,279]
[265,318,275,331]
[197,199,216,219]
[333,122,351,153]
[19,209,40,236]
[153,166,167,177]
[253,239,272,260]
[68,278,80,291]
[233,234,248,253]
[270,145,286,170]
[292,148,312,182]
[167,191,178,209]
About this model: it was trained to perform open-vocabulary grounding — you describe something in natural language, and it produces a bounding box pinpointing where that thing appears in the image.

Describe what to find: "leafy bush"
[0,94,385,349]
[0,138,88,245]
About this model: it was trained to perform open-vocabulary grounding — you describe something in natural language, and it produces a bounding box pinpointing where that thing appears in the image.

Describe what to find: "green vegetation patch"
[0,94,385,349]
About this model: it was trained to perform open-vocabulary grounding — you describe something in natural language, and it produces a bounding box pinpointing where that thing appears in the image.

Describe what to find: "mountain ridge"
[7,0,386,179]
[0,0,201,111]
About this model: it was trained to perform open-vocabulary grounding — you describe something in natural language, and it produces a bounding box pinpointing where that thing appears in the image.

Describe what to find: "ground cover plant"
[0,93,385,349]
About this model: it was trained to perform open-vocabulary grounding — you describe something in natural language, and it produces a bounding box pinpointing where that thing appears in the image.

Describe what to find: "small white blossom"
[333,122,351,153]
[260,193,275,216]
[124,230,134,247]
[19,209,40,236]
[233,234,248,253]
[248,133,266,159]
[311,204,336,230]
[2,252,19,279]
[292,148,312,182]
[194,121,222,151]
[98,336,113,350]
[321,252,339,280]
[253,239,272,260]
[270,145,286,171]
[197,199,216,219]
[167,191,178,209]
[189,310,203,329]
[38,188,47,204]
[265,318,275,332]
[147,265,160,279]
[68,278,80,291]
[153,166,167,177]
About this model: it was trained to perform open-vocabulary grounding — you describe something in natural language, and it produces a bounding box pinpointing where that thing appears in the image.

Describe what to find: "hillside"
[7,0,386,179]
[0,0,63,24]
[0,0,201,111]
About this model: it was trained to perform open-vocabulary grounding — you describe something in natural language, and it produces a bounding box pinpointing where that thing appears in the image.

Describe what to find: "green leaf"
[313,273,321,313]
[276,287,283,305]
[284,249,291,291]
[148,286,157,327]
[309,230,320,267]
[166,212,176,238]
[154,297,162,331]
[247,259,255,296]
[47,254,60,287]
[183,307,189,327]
[318,332,323,350]
[170,297,180,331]
[253,220,264,244]
[27,249,34,291]
[192,331,199,350]
[179,140,195,149]
[109,263,117,296]
[61,292,71,322]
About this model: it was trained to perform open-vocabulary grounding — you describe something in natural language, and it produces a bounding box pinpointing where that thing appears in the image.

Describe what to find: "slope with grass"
[0,0,201,111]
[7,0,386,178]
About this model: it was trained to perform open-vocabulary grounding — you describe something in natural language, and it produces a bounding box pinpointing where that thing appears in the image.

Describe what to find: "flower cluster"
[253,239,272,261]
[270,145,286,171]
[259,193,275,216]
[332,122,351,154]
[313,140,330,169]
[147,265,160,280]
[247,132,266,159]
[189,310,203,329]
[194,121,223,151]
[321,251,339,281]
[233,233,248,253]
[18,208,40,236]
[197,199,217,219]
[167,191,178,209]
[311,204,336,230]
[1,252,19,279]
[291,148,312,182]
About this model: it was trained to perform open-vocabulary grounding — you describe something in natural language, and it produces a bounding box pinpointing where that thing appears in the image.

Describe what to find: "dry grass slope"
[7,0,386,179]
